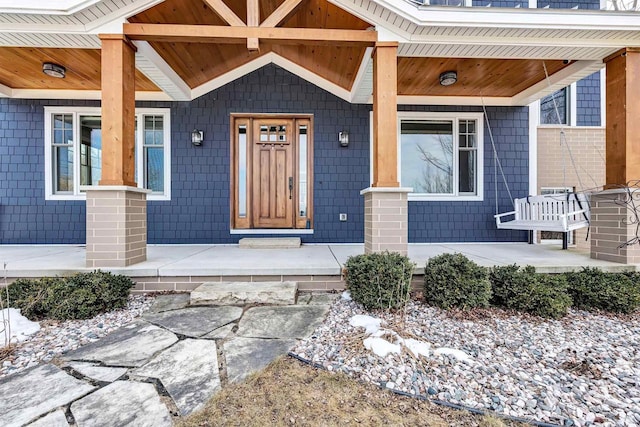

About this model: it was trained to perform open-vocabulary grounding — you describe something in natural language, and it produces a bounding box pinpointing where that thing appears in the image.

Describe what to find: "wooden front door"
[251,119,294,228]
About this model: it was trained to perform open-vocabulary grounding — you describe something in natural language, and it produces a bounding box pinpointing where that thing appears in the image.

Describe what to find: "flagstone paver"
[191,281,297,305]
[62,320,178,367]
[131,339,220,416]
[225,337,297,383]
[148,293,191,313]
[26,409,69,427]
[71,381,172,427]
[65,361,128,383]
[0,364,95,427]
[201,323,235,339]
[237,305,330,339]
[143,306,242,337]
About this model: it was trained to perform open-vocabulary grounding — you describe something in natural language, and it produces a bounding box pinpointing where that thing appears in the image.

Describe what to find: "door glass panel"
[238,125,247,218]
[298,125,307,217]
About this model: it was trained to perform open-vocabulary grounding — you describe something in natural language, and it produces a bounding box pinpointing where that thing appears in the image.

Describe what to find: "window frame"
[44,106,171,201]
[397,111,484,202]
[539,85,574,126]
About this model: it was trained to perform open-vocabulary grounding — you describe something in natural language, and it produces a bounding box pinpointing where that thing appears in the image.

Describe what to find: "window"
[540,87,569,125]
[398,112,483,201]
[45,107,171,200]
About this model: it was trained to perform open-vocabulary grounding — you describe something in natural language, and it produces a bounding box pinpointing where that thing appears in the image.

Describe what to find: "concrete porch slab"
[190,281,298,305]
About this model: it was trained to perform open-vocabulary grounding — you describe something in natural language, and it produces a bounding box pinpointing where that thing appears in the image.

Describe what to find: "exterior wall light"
[42,62,66,78]
[191,129,204,146]
[339,131,349,147]
[439,70,457,86]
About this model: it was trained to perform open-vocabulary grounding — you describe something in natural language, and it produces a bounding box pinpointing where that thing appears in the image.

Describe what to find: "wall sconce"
[439,70,457,86]
[191,129,203,146]
[339,131,349,147]
[42,62,66,78]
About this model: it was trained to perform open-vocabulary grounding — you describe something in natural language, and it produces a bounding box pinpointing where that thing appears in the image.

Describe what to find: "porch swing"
[488,62,592,248]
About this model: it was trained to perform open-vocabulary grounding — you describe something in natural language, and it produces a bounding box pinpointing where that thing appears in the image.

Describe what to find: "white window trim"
[44,106,171,201]
[397,111,484,202]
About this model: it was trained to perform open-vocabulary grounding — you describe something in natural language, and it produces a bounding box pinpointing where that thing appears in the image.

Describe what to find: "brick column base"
[360,187,411,255]
[590,189,640,264]
[85,186,150,268]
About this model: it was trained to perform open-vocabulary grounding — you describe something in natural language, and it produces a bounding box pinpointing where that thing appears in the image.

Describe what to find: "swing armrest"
[563,209,587,217]
[494,211,516,226]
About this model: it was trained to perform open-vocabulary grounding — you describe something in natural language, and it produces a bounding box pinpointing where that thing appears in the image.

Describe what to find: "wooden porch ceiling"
[0,47,158,91]
[397,57,572,98]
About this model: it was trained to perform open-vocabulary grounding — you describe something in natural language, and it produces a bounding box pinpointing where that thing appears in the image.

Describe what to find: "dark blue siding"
[399,105,529,243]
[472,0,527,7]
[540,0,600,8]
[0,65,529,244]
[576,72,601,127]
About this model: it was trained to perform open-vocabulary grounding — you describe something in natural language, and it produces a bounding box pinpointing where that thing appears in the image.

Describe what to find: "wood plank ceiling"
[128,0,372,90]
[0,47,158,90]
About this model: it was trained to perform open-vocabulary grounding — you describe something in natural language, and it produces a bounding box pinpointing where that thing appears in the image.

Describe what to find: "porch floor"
[0,242,635,279]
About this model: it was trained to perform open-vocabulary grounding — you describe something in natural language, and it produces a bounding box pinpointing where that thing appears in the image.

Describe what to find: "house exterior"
[0,0,639,266]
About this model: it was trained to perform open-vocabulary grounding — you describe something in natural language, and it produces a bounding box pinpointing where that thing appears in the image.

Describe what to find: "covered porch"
[0,243,635,293]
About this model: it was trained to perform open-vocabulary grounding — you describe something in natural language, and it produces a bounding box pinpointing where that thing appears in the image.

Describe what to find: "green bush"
[565,267,640,314]
[6,271,135,320]
[423,253,491,310]
[489,265,571,319]
[344,251,415,310]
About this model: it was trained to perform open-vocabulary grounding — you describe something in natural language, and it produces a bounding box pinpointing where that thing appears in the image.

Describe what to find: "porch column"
[590,48,640,263]
[85,34,149,268]
[362,42,411,255]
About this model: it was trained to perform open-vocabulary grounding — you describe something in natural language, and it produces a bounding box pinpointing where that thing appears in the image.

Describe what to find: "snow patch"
[434,347,474,363]
[1,308,40,346]
[349,314,382,335]
[363,337,401,358]
[340,291,352,301]
[403,338,431,358]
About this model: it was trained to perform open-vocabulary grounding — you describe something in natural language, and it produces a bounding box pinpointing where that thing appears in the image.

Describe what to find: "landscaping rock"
[143,306,242,337]
[237,305,329,339]
[62,320,178,367]
[131,339,220,416]
[0,364,95,427]
[71,381,171,427]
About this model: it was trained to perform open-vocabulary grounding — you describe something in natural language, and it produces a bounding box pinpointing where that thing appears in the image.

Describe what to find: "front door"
[251,119,294,228]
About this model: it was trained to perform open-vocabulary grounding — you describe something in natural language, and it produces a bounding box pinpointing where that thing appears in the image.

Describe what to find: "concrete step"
[238,237,301,249]
[190,281,298,306]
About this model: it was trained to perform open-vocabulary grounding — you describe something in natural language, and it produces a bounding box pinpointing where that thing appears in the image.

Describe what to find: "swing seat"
[495,194,590,233]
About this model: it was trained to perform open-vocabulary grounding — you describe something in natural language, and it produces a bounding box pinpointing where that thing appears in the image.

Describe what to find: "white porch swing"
[487,63,594,248]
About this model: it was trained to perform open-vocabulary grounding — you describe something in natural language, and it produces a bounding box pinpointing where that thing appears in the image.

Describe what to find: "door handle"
[288,177,293,200]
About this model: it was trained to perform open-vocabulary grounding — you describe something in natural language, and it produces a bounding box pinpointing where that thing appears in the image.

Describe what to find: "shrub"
[565,267,640,314]
[489,265,572,319]
[423,253,491,310]
[6,271,135,320]
[344,251,415,310]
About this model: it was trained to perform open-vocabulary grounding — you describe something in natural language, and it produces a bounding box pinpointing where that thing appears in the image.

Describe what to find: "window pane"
[298,125,307,217]
[540,88,568,125]
[401,120,453,194]
[459,150,476,194]
[79,115,102,186]
[144,116,163,146]
[55,146,74,192]
[145,147,164,192]
[238,125,247,218]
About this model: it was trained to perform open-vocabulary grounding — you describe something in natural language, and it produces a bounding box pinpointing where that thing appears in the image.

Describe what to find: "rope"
[482,98,515,214]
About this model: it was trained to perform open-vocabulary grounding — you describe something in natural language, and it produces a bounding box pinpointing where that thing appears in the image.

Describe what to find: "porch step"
[238,237,301,249]
[190,281,298,306]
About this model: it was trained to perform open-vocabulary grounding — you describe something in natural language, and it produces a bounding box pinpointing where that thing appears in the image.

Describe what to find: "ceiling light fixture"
[439,70,457,86]
[42,62,66,78]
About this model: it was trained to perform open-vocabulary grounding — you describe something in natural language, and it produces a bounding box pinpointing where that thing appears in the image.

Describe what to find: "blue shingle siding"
[399,105,529,243]
[472,0,528,7]
[539,0,600,8]
[576,72,601,127]
[0,64,529,244]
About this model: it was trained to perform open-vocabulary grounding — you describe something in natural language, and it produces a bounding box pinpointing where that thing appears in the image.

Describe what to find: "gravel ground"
[0,294,153,378]
[291,297,640,427]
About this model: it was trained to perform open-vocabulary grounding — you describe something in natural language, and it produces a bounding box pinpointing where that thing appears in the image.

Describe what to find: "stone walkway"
[0,292,335,427]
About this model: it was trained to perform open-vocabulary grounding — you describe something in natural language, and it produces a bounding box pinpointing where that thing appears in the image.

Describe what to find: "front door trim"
[230,113,314,231]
